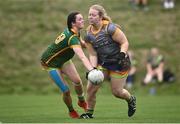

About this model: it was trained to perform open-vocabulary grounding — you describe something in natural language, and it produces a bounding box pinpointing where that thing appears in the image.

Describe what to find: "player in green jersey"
[41,12,95,118]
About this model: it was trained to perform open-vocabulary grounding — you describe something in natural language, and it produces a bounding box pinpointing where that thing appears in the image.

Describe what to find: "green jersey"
[41,28,81,68]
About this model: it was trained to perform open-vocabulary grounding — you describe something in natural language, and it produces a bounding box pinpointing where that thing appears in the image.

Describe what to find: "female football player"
[80,5,136,118]
[41,12,95,118]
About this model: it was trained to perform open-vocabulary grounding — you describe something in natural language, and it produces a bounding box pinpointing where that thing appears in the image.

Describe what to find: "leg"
[111,77,131,101]
[80,80,101,119]
[143,71,154,84]
[126,74,134,89]
[86,81,101,111]
[110,71,136,117]
[127,66,136,87]
[135,0,140,5]
[142,0,149,11]
[155,68,163,83]
[48,68,79,118]
[142,0,148,6]
[86,70,109,113]
[80,69,108,118]
[62,61,87,111]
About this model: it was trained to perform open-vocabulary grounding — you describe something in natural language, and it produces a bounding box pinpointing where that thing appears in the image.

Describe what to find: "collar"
[71,28,78,35]
[89,20,110,35]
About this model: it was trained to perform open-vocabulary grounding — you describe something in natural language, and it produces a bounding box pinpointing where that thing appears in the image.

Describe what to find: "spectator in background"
[134,0,149,11]
[163,0,175,10]
[142,48,164,85]
[126,50,137,89]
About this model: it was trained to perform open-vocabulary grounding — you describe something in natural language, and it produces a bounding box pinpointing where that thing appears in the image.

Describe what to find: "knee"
[73,81,82,86]
[147,71,154,76]
[73,78,81,85]
[112,88,123,98]
[63,90,70,97]
[157,69,163,74]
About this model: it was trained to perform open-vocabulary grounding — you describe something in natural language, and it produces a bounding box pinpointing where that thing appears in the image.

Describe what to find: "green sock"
[78,95,85,102]
[68,105,74,112]
[87,109,94,115]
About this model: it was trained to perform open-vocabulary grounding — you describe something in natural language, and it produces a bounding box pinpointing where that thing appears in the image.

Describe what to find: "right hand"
[86,67,97,80]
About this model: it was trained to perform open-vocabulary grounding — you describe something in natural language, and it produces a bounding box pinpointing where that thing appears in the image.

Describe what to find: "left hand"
[118,52,131,71]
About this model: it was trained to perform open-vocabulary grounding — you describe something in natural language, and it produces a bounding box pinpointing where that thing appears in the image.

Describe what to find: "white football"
[88,69,104,85]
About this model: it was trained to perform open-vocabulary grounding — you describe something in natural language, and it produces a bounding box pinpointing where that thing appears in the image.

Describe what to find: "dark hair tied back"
[67,12,80,31]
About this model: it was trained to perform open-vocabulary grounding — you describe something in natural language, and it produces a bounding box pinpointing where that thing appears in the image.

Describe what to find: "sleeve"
[69,36,81,48]
[107,23,117,36]
[159,55,164,62]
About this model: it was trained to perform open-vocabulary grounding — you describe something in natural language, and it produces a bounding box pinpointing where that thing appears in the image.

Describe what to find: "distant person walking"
[40,12,95,118]
[80,4,136,118]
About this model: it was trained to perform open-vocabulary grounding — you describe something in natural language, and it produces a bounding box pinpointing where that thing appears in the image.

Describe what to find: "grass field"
[0,94,180,123]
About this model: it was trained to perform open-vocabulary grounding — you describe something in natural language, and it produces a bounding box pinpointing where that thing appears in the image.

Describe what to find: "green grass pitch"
[0,94,180,123]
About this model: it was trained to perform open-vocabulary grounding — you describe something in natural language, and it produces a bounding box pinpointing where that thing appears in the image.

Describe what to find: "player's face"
[88,8,101,25]
[75,14,84,29]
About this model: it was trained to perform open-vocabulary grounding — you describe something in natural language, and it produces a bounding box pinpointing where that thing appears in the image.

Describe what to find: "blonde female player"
[80,5,136,118]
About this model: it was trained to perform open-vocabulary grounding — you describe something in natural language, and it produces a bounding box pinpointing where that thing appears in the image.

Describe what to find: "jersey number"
[55,33,66,44]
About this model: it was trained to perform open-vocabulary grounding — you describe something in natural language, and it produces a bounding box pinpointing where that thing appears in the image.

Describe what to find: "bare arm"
[72,46,94,71]
[79,37,86,48]
[85,42,98,67]
[147,63,153,73]
[112,28,129,54]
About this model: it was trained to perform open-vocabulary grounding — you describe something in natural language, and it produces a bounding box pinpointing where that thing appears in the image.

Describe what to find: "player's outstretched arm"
[73,46,94,71]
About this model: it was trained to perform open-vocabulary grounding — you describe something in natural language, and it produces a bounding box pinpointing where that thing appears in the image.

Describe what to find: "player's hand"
[86,67,97,79]
[119,52,126,59]
[118,52,131,70]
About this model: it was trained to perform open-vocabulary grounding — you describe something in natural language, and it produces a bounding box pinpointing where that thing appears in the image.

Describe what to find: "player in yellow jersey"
[41,12,95,118]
